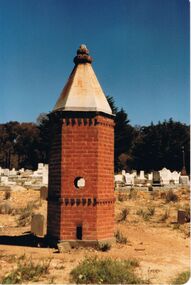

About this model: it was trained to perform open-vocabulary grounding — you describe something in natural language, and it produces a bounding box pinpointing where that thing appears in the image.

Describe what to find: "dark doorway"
[76,224,82,240]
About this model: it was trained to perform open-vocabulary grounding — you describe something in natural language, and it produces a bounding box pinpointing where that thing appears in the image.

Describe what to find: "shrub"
[136,208,144,216]
[17,207,32,227]
[160,209,170,222]
[165,190,178,203]
[147,206,155,216]
[4,190,11,200]
[117,208,129,223]
[150,190,160,200]
[136,207,155,221]
[183,204,190,222]
[172,271,190,284]
[173,224,180,230]
[70,256,143,284]
[0,202,13,214]
[118,192,128,202]
[129,188,138,199]
[1,257,51,284]
[16,200,40,227]
[97,242,111,252]
[115,230,127,244]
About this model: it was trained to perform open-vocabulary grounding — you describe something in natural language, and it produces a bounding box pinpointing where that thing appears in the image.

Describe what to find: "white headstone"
[3,169,10,176]
[38,163,44,171]
[180,176,189,185]
[114,174,124,183]
[171,171,180,184]
[125,173,134,185]
[159,168,172,185]
[0,176,9,185]
[139,170,146,180]
[9,168,17,176]
[42,165,48,185]
[148,173,153,181]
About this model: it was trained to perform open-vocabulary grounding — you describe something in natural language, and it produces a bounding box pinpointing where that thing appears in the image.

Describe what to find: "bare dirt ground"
[0,186,190,284]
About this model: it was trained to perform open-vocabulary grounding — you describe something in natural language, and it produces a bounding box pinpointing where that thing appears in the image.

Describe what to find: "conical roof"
[53,45,112,115]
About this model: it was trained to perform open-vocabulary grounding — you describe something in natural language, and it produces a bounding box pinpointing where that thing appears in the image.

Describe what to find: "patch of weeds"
[16,200,40,227]
[118,192,128,202]
[160,191,166,199]
[0,202,14,214]
[147,206,155,216]
[136,207,155,221]
[136,209,144,216]
[4,190,11,200]
[0,254,16,263]
[172,271,190,284]
[125,258,140,268]
[70,256,144,284]
[160,208,170,222]
[115,230,127,244]
[150,190,159,200]
[97,242,111,252]
[165,190,178,203]
[1,257,51,284]
[129,188,138,199]
[117,208,129,223]
[48,276,56,284]
[173,223,180,230]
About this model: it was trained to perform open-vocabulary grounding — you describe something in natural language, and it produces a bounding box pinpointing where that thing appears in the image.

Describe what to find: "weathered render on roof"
[53,46,112,115]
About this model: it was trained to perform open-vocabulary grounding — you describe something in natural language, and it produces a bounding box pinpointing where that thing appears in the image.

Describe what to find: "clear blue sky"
[0,0,189,126]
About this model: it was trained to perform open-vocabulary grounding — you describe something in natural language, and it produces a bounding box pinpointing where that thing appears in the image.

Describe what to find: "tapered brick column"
[47,45,115,247]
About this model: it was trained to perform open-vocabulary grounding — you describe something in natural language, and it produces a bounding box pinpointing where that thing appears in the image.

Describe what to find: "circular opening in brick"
[74,177,85,189]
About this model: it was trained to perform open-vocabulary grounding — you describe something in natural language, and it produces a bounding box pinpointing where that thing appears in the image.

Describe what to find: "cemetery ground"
[0,186,190,284]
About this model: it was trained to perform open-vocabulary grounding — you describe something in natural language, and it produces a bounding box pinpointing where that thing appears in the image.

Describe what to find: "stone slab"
[31,214,47,237]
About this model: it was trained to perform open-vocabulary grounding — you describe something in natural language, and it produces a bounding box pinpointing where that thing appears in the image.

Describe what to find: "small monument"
[47,45,115,247]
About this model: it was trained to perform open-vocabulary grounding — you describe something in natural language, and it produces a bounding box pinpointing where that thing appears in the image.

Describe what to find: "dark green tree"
[131,119,190,173]
[107,96,137,172]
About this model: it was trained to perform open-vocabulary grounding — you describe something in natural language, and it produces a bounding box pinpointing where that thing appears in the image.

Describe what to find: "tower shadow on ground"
[0,233,54,248]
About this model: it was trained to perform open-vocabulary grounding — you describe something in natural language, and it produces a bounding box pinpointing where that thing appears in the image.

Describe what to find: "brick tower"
[47,45,115,247]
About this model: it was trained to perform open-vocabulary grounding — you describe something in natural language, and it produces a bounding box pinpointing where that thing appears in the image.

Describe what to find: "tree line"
[0,96,190,174]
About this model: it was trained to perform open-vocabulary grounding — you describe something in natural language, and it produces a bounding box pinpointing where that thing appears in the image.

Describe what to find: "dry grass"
[117,208,130,223]
[1,255,51,284]
[115,230,127,244]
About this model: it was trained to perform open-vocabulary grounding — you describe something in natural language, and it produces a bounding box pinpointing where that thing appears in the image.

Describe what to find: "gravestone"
[40,186,48,200]
[125,173,134,185]
[38,163,44,171]
[114,174,124,183]
[42,168,48,185]
[159,168,172,185]
[9,168,17,176]
[0,176,9,185]
[180,176,189,185]
[31,214,46,236]
[171,171,180,184]
[139,170,146,180]
[177,210,187,224]
[152,171,161,186]
[3,169,10,176]
[148,173,153,181]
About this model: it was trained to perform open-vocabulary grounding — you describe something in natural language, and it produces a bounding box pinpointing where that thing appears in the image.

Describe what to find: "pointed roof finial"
[73,44,93,65]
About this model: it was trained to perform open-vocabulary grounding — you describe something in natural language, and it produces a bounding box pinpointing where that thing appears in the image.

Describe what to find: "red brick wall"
[47,113,115,241]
